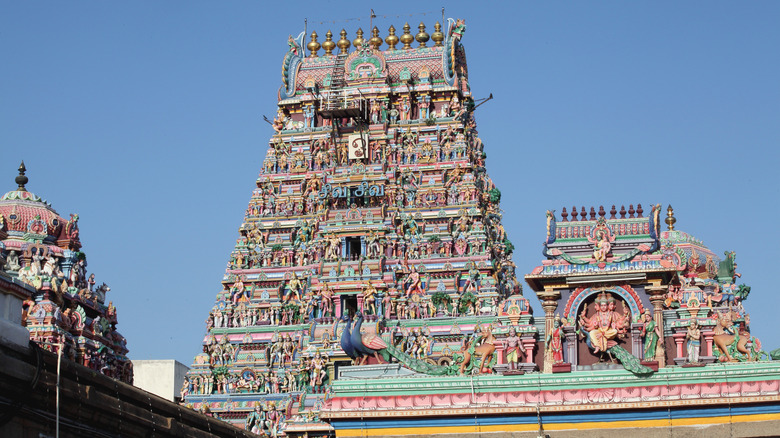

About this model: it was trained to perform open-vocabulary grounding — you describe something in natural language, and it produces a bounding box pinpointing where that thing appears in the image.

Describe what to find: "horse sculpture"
[713,311,754,362]
[458,325,496,374]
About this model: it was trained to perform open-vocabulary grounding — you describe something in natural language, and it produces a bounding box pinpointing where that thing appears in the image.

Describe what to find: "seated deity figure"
[579,292,627,354]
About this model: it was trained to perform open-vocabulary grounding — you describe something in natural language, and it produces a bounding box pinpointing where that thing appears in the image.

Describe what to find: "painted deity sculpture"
[459,324,496,375]
[546,315,564,364]
[363,281,378,315]
[713,311,757,362]
[686,319,702,364]
[640,310,661,362]
[579,292,627,355]
[505,326,523,370]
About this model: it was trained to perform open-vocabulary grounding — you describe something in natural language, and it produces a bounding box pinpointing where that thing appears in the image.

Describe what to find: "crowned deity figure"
[362,281,378,315]
[587,219,615,263]
[284,272,303,303]
[505,326,523,370]
[686,319,702,364]
[405,265,423,296]
[640,310,661,361]
[546,315,565,364]
[579,292,628,355]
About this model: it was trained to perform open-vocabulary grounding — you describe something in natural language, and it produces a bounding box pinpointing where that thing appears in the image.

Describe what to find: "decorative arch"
[563,285,644,322]
[345,47,387,80]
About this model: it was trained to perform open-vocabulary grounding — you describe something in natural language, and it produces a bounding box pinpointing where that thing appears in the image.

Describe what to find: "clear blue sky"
[3,2,779,365]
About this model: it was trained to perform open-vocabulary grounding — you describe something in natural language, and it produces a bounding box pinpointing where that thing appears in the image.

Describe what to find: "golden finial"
[352,28,365,49]
[665,205,676,231]
[307,31,320,57]
[432,22,444,46]
[16,161,28,192]
[415,22,430,47]
[337,29,350,54]
[385,25,399,50]
[322,30,336,55]
[369,26,382,50]
[400,23,414,50]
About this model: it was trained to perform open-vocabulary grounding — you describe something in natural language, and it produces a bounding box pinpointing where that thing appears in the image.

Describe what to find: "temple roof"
[525,204,725,290]
[278,20,469,101]
[0,163,72,246]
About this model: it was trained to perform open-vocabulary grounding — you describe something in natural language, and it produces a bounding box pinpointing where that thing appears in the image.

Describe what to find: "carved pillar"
[335,297,343,317]
[521,337,536,364]
[672,332,686,365]
[564,326,577,367]
[538,287,561,373]
[376,291,385,317]
[630,323,644,359]
[647,285,667,367]
[702,330,715,363]
[704,331,714,356]
[495,339,506,365]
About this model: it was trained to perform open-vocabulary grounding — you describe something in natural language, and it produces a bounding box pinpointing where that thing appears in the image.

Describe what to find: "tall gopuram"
[183,19,780,438]
[183,19,534,436]
[0,163,132,383]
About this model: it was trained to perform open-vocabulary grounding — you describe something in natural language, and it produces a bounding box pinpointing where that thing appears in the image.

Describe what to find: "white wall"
[132,360,188,402]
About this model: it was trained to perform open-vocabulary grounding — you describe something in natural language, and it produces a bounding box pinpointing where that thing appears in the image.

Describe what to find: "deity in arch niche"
[578,292,629,358]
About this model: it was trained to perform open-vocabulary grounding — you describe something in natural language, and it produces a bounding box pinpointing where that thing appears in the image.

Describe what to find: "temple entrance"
[341,294,357,318]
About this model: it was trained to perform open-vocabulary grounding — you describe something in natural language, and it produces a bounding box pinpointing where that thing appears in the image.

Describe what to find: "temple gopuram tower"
[0,163,132,383]
[183,19,535,434]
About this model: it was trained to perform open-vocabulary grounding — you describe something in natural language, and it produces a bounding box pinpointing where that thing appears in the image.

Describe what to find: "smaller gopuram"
[0,162,132,383]
[525,204,768,373]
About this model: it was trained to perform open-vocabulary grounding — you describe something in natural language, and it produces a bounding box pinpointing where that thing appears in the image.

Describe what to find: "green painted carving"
[607,345,654,375]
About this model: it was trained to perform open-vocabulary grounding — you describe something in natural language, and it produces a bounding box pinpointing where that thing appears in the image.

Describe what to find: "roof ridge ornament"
[16,161,28,192]
[666,205,676,231]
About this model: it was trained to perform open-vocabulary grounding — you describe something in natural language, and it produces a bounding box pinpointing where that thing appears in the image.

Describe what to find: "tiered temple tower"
[183,19,536,434]
[0,163,132,383]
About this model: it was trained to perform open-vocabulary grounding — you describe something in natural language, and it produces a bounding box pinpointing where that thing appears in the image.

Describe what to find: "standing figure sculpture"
[405,265,422,296]
[686,319,702,364]
[640,310,661,362]
[546,315,564,364]
[363,281,378,315]
[505,326,523,370]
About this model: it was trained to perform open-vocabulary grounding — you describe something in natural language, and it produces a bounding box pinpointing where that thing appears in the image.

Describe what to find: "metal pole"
[56,341,63,438]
